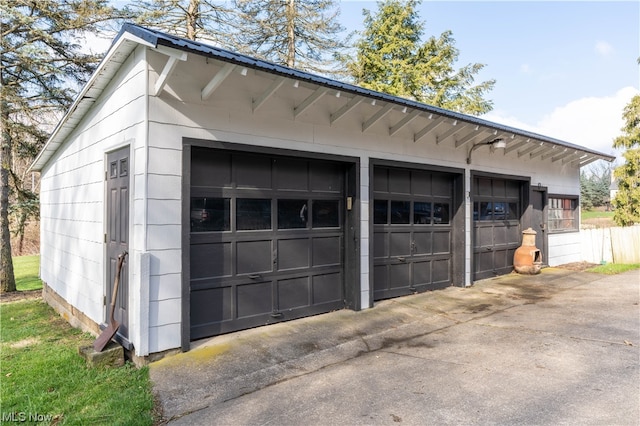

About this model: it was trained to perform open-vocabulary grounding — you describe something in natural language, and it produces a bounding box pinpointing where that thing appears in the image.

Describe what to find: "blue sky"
[339,1,639,160]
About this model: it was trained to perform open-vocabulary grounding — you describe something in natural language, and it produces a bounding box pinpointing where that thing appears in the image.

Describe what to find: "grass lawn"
[1,257,156,425]
[13,255,43,291]
[581,210,615,220]
[587,263,640,274]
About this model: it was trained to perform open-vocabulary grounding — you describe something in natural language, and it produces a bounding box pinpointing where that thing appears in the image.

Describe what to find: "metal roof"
[30,23,615,171]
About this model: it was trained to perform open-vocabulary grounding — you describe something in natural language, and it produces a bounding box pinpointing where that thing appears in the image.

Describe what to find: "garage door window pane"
[313,200,339,228]
[493,202,506,220]
[237,199,271,230]
[191,198,230,232]
[278,200,308,229]
[414,202,432,224]
[390,201,410,224]
[434,203,449,224]
[475,202,491,221]
[374,200,388,224]
[507,203,518,220]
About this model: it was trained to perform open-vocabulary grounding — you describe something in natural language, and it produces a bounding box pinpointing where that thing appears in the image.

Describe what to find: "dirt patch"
[0,289,42,303]
[555,261,599,272]
[10,337,40,349]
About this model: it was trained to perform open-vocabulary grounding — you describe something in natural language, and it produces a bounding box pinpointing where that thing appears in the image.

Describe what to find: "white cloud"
[520,63,532,73]
[594,40,613,56]
[484,86,638,160]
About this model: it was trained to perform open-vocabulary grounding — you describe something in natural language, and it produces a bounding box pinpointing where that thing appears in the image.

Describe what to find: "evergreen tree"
[1,0,121,293]
[234,0,347,74]
[580,171,595,211]
[580,162,614,210]
[132,0,238,43]
[612,94,640,226]
[343,0,494,115]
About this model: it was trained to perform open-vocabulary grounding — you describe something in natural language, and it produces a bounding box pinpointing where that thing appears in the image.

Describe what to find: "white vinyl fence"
[581,226,640,264]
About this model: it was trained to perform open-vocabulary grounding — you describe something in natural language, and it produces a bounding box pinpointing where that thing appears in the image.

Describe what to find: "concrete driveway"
[150,268,640,425]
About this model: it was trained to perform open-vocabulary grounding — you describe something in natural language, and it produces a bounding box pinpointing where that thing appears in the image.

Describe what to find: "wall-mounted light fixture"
[491,138,506,149]
[467,137,506,164]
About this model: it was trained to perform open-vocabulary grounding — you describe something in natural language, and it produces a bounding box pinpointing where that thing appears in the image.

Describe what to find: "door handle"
[248,274,262,280]
[397,257,406,262]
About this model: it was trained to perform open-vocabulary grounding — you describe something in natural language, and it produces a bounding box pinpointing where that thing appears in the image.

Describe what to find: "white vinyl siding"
[548,232,582,266]
[40,48,147,327]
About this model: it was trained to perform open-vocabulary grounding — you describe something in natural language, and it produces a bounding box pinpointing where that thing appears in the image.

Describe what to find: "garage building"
[30,24,613,359]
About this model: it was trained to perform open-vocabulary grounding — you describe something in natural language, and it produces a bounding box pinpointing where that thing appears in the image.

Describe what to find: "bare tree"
[234,0,347,74]
[133,0,239,42]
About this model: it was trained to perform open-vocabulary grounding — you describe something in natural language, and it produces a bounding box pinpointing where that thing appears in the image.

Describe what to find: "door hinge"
[103,295,107,306]
[104,233,107,243]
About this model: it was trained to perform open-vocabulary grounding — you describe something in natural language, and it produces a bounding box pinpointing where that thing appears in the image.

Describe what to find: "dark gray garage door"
[189,148,346,339]
[373,166,455,300]
[472,176,523,280]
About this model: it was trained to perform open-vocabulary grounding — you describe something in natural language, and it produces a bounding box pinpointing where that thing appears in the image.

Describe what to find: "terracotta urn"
[513,227,542,274]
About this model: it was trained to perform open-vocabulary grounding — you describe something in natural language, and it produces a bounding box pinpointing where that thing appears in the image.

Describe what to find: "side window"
[548,196,578,232]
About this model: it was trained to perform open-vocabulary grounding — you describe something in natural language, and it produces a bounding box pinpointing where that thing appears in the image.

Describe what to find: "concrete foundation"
[43,282,100,336]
